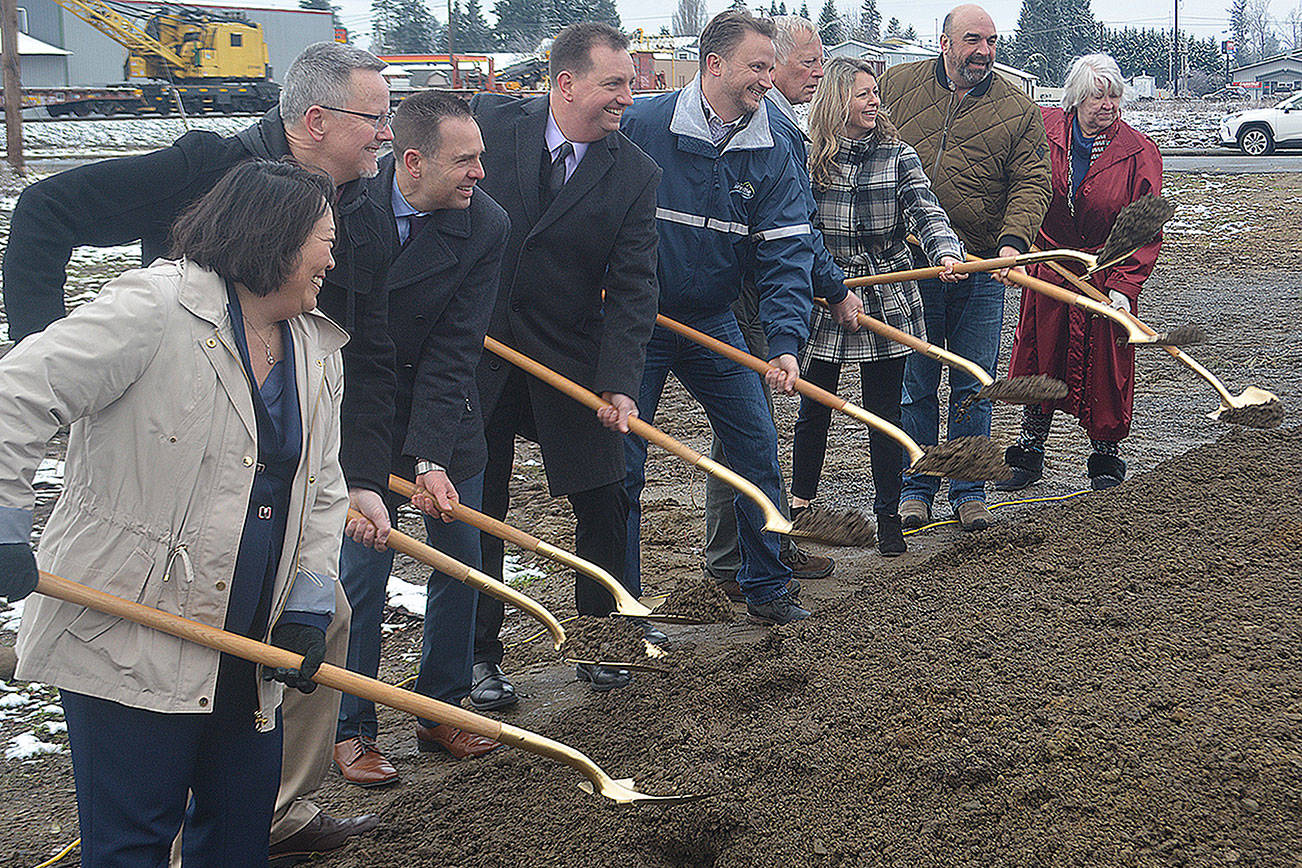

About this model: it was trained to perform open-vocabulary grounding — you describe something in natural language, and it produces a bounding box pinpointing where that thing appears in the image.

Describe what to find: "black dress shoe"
[574,662,633,692]
[876,512,906,557]
[269,812,381,866]
[746,592,811,625]
[468,661,518,710]
[629,617,668,646]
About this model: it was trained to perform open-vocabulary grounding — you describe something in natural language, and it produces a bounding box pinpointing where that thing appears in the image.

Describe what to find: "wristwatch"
[414,460,445,477]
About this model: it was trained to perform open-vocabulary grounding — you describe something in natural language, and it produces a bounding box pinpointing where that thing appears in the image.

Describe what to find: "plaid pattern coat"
[802,135,964,366]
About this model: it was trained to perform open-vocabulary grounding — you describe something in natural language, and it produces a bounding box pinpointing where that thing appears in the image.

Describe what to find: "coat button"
[243,456,254,466]
[316,360,323,367]
[490,360,500,370]
[199,697,209,707]
[206,338,217,348]
[511,301,521,311]
[215,580,226,591]
[308,475,316,484]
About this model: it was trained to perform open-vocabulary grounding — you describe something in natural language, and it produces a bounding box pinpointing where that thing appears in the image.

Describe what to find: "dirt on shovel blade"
[976,374,1069,405]
[792,506,877,547]
[560,615,650,663]
[1153,323,1208,347]
[657,573,736,624]
[912,436,1011,482]
[1098,193,1176,265]
[1218,399,1285,429]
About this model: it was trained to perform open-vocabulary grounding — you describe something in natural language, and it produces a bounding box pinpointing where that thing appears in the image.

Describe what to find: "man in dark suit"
[333,91,510,785]
[471,22,661,700]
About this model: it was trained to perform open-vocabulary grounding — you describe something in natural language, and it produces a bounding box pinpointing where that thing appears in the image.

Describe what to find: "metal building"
[18,0,335,86]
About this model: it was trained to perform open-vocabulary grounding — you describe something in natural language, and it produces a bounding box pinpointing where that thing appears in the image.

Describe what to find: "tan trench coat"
[2,259,348,730]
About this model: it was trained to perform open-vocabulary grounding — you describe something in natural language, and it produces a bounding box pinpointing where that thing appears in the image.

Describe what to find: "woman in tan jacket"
[0,160,348,866]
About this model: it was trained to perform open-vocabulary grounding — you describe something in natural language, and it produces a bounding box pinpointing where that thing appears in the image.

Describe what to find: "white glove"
[1107,290,1133,315]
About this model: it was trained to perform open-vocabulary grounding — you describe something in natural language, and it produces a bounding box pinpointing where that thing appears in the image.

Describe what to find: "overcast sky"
[318,0,1257,50]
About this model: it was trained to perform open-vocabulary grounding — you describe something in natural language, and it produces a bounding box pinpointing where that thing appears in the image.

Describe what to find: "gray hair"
[280,42,388,125]
[1061,53,1125,111]
[772,15,817,63]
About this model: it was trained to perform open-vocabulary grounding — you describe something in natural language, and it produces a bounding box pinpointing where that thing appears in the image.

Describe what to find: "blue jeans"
[337,472,483,740]
[900,273,1004,509]
[624,312,791,604]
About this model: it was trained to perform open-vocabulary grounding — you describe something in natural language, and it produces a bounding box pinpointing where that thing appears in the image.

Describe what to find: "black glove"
[0,542,39,603]
[264,621,326,694]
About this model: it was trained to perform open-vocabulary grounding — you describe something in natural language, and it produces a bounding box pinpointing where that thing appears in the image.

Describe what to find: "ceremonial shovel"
[653,314,1009,483]
[31,571,704,804]
[812,298,1068,406]
[1037,257,1283,428]
[483,336,792,534]
[388,474,713,625]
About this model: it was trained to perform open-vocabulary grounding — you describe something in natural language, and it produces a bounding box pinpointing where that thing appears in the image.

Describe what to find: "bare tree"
[672,0,708,37]
[1283,2,1302,50]
[1244,0,1279,60]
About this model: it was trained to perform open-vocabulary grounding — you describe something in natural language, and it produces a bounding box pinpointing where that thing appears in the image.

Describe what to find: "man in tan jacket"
[879,3,1051,532]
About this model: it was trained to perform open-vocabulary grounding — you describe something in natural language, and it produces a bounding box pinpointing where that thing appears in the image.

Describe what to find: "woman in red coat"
[1000,53,1163,491]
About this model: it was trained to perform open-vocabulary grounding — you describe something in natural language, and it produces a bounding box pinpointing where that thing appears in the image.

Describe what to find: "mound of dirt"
[657,572,736,624]
[344,428,1302,867]
[560,616,650,664]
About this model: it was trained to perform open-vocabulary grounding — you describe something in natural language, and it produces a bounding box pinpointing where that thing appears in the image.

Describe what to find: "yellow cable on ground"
[901,489,1090,535]
[32,838,79,868]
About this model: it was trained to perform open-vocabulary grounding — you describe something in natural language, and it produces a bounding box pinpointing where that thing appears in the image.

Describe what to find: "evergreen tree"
[779,1,787,13]
[817,0,843,44]
[884,16,900,38]
[902,23,916,40]
[1228,0,1249,61]
[799,2,810,21]
[731,0,749,10]
[672,0,709,37]
[854,0,880,42]
[372,0,438,53]
[453,0,494,51]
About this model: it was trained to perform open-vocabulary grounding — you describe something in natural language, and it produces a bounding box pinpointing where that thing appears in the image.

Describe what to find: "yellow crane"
[51,0,270,82]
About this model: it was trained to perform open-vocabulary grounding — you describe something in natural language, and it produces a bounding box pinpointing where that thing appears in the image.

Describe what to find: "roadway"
[1161,151,1302,172]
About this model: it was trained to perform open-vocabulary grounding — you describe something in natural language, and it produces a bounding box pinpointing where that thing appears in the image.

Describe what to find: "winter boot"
[876,513,906,557]
[994,444,1044,492]
[1087,453,1126,490]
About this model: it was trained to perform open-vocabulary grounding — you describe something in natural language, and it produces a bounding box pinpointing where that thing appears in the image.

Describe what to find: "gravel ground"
[0,136,1298,866]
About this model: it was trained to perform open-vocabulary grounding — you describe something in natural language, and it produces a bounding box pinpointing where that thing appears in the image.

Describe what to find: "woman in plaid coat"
[791,57,964,555]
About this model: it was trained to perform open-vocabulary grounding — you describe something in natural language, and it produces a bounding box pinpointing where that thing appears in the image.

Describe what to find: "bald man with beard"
[878,3,1051,534]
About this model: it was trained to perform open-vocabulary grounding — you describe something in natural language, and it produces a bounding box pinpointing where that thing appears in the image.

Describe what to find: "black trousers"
[791,355,908,516]
[475,366,630,666]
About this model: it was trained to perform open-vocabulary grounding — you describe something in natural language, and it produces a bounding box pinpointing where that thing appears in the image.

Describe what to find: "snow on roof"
[0,32,72,56]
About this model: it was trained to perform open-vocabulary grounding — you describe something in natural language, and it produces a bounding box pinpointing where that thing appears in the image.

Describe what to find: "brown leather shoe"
[415,723,503,759]
[333,736,398,787]
[269,812,381,866]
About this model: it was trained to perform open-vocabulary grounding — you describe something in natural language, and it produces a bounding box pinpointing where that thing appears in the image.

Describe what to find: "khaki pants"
[171,580,351,862]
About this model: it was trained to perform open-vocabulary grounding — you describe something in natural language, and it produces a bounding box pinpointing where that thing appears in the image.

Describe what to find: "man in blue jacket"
[620,9,826,625]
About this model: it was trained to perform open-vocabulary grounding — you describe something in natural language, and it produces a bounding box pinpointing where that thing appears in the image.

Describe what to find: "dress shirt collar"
[544,111,588,178]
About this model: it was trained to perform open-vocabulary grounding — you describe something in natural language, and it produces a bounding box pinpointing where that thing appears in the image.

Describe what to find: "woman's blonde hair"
[808,56,897,190]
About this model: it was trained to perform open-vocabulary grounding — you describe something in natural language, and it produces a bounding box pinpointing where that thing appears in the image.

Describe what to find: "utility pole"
[447,0,460,89]
[1172,0,1179,96]
[1,0,23,170]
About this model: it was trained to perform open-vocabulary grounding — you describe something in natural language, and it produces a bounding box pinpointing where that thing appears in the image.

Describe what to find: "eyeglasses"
[321,105,395,131]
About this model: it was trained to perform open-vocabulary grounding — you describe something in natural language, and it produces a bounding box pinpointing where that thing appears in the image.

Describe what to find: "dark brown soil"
[791,505,877,547]
[1152,323,1209,348]
[560,616,651,664]
[338,427,1302,867]
[1218,399,1286,429]
[657,573,736,624]
[912,436,1011,482]
[977,374,1069,405]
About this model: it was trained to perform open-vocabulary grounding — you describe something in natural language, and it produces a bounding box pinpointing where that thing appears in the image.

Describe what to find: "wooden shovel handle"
[812,298,994,387]
[34,571,501,737]
[842,255,1019,288]
[347,507,566,648]
[389,474,542,551]
[652,314,925,465]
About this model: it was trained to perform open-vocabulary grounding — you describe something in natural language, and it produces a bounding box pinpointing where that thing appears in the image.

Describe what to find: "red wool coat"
[1008,107,1163,442]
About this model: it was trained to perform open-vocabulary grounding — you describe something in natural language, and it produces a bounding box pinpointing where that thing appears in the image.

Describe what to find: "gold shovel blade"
[578,778,716,805]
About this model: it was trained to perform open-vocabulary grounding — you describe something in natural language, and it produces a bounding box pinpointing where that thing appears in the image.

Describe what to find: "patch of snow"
[0,691,31,708]
[504,553,545,588]
[0,598,22,631]
[386,575,427,618]
[40,720,67,734]
[5,732,64,760]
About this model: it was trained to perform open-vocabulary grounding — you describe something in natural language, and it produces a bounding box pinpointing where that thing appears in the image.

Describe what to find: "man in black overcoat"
[470,22,661,700]
[333,92,509,786]
[1,41,394,862]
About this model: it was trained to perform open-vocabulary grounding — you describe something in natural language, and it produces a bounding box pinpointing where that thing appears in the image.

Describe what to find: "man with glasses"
[3,41,396,865]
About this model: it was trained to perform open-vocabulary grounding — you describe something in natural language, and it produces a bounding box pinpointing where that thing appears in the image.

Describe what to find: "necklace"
[248,320,277,366]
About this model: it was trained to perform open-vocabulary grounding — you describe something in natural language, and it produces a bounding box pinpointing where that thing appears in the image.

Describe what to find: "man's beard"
[959,56,992,85]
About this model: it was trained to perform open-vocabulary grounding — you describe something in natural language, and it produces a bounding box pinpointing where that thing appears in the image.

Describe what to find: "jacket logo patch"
[730,181,755,200]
